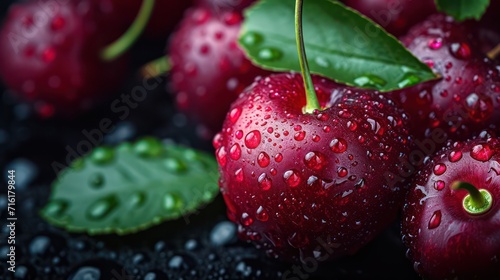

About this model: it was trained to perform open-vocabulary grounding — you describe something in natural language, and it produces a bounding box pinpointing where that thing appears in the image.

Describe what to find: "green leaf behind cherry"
[435,0,490,21]
[239,0,437,91]
[41,137,219,235]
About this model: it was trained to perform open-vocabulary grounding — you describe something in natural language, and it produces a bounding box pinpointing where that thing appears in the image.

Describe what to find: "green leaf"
[239,0,437,91]
[435,0,490,21]
[41,137,219,235]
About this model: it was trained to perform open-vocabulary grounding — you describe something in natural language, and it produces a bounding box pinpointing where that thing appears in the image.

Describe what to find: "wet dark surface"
[0,1,420,279]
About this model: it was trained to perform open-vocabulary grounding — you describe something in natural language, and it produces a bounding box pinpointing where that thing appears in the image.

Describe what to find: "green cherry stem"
[451,181,493,215]
[101,0,155,61]
[140,56,171,79]
[487,44,500,60]
[295,0,320,114]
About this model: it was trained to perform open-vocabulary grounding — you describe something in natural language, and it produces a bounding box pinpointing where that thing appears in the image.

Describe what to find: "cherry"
[168,6,269,135]
[388,14,500,143]
[213,72,412,262]
[342,0,436,36]
[0,0,147,117]
[402,136,500,279]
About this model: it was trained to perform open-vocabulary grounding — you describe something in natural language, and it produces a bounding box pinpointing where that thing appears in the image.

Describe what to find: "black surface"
[0,1,421,279]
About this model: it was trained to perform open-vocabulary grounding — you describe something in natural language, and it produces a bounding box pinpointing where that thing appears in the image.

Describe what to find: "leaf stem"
[295,0,320,114]
[451,181,493,215]
[101,0,155,61]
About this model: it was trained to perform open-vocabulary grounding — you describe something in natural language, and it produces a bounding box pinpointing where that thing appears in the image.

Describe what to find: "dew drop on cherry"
[330,138,348,153]
[216,147,227,167]
[448,151,462,162]
[433,163,446,175]
[245,130,261,149]
[434,180,445,191]
[470,144,494,161]
[257,152,270,167]
[235,130,243,139]
[240,213,254,226]
[337,167,348,177]
[256,206,269,222]
[294,131,306,141]
[304,151,327,171]
[275,153,283,163]
[229,144,241,160]
[229,108,242,124]
[428,38,443,50]
[283,170,301,187]
[428,210,442,229]
[449,42,471,60]
[258,173,272,191]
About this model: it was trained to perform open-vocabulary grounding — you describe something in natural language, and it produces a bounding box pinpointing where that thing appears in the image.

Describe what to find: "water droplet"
[229,144,242,160]
[304,151,327,171]
[330,138,347,153]
[448,151,462,162]
[347,121,358,131]
[337,167,348,177]
[294,131,306,141]
[256,206,269,221]
[89,173,104,188]
[234,168,244,182]
[353,74,387,89]
[134,138,163,157]
[428,210,442,229]
[257,152,270,167]
[274,153,283,162]
[245,130,261,149]
[258,48,282,61]
[90,147,114,164]
[283,170,301,187]
[471,144,494,161]
[241,32,263,46]
[464,93,493,122]
[398,73,422,88]
[434,180,445,191]
[210,221,236,246]
[449,42,471,60]
[428,38,443,50]
[43,200,68,218]
[312,135,321,142]
[258,173,272,190]
[235,130,243,139]
[164,158,187,173]
[241,212,254,226]
[433,163,447,175]
[87,196,118,220]
[216,147,227,166]
[229,108,242,123]
[163,193,183,212]
[315,57,329,67]
[130,192,145,207]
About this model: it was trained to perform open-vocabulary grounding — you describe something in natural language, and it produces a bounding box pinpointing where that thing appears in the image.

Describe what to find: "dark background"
[0,1,420,279]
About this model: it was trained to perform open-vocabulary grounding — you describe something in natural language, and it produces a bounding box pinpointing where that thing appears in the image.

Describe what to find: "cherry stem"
[295,0,320,114]
[451,181,493,215]
[140,56,171,79]
[487,44,500,60]
[101,0,155,61]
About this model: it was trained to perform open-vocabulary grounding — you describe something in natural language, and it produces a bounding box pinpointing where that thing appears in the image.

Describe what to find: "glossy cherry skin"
[168,6,269,135]
[388,14,500,143]
[214,72,412,262]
